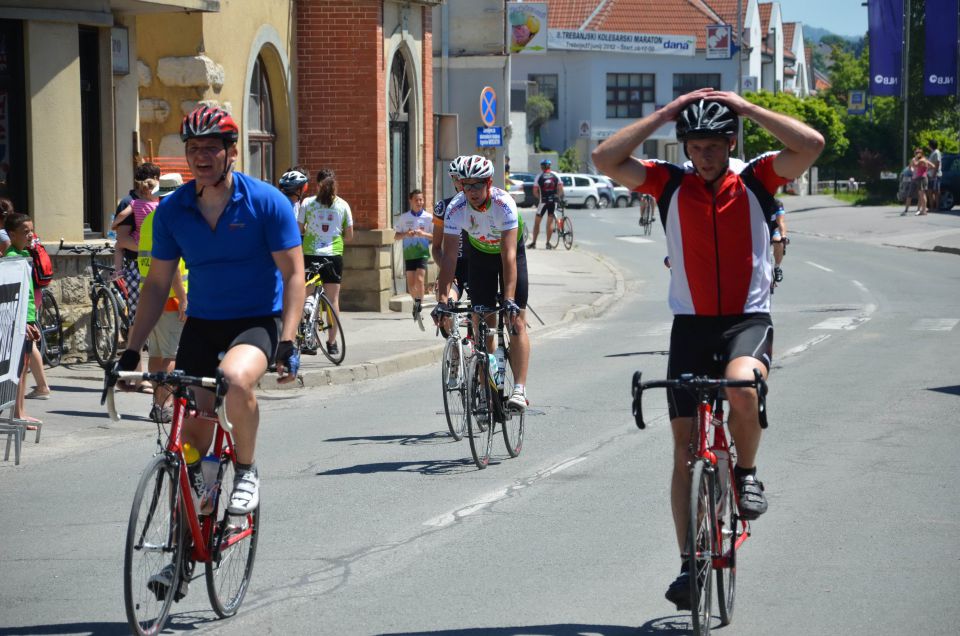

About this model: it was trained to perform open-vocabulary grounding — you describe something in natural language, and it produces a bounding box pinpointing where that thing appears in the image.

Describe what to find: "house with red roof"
[508,0,807,170]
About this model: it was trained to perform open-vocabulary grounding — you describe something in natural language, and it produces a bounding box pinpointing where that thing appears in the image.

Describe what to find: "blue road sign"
[480,86,497,127]
[477,127,503,147]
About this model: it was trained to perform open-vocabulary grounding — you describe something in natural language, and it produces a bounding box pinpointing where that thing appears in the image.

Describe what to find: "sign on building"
[507,2,548,54]
[477,127,503,147]
[847,90,867,115]
[706,25,732,60]
[742,75,759,92]
[548,29,695,56]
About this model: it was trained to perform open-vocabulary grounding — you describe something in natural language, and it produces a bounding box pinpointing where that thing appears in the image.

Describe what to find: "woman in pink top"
[904,148,935,216]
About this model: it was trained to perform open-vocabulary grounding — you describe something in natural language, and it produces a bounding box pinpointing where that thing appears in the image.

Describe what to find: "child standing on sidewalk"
[3,213,42,428]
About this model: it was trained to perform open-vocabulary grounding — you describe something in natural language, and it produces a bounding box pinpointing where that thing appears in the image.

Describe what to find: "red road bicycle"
[632,370,768,635]
[103,369,259,636]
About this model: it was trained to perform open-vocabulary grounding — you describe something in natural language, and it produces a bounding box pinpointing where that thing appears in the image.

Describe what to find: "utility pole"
[901,0,911,168]
[736,0,744,159]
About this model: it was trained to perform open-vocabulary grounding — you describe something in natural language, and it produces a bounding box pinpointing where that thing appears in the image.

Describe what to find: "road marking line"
[810,316,871,330]
[616,236,654,244]
[423,456,588,528]
[805,261,833,272]
[779,334,831,359]
[911,318,959,331]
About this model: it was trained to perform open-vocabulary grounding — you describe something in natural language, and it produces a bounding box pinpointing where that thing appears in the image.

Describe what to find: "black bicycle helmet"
[278,169,309,194]
[675,100,739,141]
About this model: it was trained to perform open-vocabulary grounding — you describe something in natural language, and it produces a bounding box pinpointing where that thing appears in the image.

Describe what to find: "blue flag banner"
[868,0,904,96]
[924,0,959,95]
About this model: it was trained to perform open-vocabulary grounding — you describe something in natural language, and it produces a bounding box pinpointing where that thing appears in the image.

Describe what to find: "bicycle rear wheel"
[688,459,717,636]
[205,456,260,617]
[501,352,524,457]
[91,287,120,369]
[441,338,467,440]
[317,293,346,365]
[465,356,495,469]
[39,291,63,367]
[716,479,738,625]
[562,216,575,250]
[124,455,186,636]
[546,220,560,249]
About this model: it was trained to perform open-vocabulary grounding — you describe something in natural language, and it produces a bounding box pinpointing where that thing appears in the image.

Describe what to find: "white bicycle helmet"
[457,155,494,180]
[448,156,465,177]
[278,169,309,194]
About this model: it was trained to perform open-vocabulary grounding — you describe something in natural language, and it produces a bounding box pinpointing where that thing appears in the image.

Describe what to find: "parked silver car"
[555,173,601,209]
[579,174,615,208]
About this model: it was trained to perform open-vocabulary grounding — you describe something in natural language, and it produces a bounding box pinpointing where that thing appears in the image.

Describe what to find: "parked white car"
[555,173,602,209]
[577,174,615,208]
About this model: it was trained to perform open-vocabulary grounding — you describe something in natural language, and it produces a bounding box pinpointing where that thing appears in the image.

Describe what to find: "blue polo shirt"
[152,171,301,319]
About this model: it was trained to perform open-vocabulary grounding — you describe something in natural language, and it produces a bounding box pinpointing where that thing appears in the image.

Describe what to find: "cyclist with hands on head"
[114,106,304,536]
[592,88,824,610]
[433,154,530,411]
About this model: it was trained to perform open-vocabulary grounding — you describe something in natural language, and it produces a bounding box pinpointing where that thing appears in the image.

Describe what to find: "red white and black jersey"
[635,152,789,316]
[536,171,561,203]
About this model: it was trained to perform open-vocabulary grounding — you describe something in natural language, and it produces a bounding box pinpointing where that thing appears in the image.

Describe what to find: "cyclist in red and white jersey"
[433,155,530,411]
[593,88,823,610]
[528,158,564,249]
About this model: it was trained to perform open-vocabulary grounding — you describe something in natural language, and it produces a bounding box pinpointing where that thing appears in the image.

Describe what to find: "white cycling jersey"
[443,186,519,255]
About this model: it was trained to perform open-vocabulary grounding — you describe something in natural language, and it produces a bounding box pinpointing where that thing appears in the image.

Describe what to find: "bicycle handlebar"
[630,370,768,431]
[102,369,232,431]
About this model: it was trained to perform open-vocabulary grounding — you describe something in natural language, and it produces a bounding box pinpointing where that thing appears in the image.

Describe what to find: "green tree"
[526,94,554,152]
[557,147,579,173]
[741,91,847,165]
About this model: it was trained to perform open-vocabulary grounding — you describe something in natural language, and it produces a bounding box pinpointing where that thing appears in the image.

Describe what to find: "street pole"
[901,0,911,168]
[737,0,744,159]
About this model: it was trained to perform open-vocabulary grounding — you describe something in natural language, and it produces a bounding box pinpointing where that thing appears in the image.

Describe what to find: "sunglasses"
[461,181,488,192]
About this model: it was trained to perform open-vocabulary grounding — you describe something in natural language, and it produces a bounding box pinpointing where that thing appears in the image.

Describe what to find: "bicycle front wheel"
[688,459,717,635]
[39,292,63,367]
[641,200,655,236]
[317,293,346,365]
[562,216,575,250]
[716,478,738,625]
[465,356,495,469]
[441,338,467,440]
[124,455,186,636]
[501,352,524,457]
[205,456,260,617]
[91,287,120,369]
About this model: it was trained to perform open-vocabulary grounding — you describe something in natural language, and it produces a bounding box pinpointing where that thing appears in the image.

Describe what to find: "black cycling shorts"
[304,255,343,284]
[176,315,281,378]
[666,313,773,419]
[405,257,428,272]
[466,241,528,310]
[536,201,557,218]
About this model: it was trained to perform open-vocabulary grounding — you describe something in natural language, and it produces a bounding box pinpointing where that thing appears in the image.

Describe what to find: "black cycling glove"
[504,298,521,317]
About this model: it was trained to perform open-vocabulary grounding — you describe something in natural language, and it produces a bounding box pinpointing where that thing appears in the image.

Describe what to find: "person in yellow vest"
[138,173,188,423]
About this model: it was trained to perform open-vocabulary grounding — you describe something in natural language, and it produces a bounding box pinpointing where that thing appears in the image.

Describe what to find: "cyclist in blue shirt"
[116,106,304,528]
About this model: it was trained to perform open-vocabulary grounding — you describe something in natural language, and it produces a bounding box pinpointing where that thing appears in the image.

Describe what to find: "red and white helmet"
[180,106,239,143]
[457,155,494,180]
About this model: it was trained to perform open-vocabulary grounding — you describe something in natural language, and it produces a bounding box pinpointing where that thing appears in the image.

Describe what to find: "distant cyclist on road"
[593,88,824,610]
[432,156,469,335]
[115,107,304,602]
[527,158,564,249]
[434,155,530,411]
[770,198,787,284]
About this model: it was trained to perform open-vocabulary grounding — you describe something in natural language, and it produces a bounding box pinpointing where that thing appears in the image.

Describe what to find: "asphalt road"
[2,201,959,635]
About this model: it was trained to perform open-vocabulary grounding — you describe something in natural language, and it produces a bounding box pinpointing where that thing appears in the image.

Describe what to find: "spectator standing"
[278,167,310,219]
[3,212,42,428]
[394,189,432,319]
[927,140,942,212]
[0,196,13,252]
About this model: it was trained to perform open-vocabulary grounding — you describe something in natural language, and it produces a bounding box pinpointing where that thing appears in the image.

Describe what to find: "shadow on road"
[929,384,960,397]
[324,431,452,446]
[0,621,130,635]
[317,457,477,476]
[376,616,695,635]
[604,350,669,358]
[46,384,102,393]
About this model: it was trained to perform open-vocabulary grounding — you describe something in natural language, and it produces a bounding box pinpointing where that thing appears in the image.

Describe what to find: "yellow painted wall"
[134,1,294,175]
[24,21,84,242]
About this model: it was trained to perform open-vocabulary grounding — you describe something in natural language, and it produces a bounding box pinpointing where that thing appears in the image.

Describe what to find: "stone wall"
[47,252,117,364]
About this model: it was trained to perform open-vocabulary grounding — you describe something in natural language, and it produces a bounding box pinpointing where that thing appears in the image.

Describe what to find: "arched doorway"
[389,50,414,294]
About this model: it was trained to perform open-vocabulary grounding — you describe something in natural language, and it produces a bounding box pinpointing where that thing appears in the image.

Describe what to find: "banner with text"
[0,258,29,406]
[924,0,959,95]
[507,2,548,54]
[548,29,695,56]
[867,0,903,96]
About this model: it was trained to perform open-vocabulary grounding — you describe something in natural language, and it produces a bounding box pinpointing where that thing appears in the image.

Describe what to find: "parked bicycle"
[546,199,574,251]
[638,194,657,236]
[299,261,345,365]
[464,303,525,469]
[38,289,64,367]
[632,370,768,635]
[435,302,475,440]
[103,368,259,636]
[59,240,131,368]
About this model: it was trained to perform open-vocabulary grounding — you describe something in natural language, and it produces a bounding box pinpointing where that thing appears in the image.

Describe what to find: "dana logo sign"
[928,74,955,85]
[873,74,899,86]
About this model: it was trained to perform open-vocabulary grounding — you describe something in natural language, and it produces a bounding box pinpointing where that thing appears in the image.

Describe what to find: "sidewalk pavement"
[784,194,960,256]
[39,243,625,393]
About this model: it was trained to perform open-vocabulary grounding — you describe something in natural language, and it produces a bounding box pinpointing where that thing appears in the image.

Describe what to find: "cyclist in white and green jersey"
[394,189,433,319]
[298,168,353,356]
